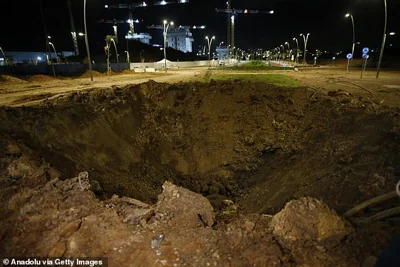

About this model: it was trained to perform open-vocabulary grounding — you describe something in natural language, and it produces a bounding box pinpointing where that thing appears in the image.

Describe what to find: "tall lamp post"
[376,0,387,79]
[84,0,93,81]
[110,38,120,72]
[280,45,285,61]
[0,47,7,66]
[285,42,290,62]
[125,51,130,63]
[163,20,174,73]
[300,33,310,64]
[48,42,58,63]
[205,36,215,67]
[345,13,355,71]
[293,37,299,64]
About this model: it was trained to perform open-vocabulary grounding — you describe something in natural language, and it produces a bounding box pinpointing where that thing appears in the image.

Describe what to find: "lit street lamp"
[125,51,130,63]
[84,0,93,81]
[48,42,58,63]
[285,42,290,61]
[0,47,7,66]
[205,36,215,66]
[163,20,174,73]
[300,33,310,64]
[376,0,388,79]
[110,38,120,72]
[293,37,299,64]
[345,13,355,71]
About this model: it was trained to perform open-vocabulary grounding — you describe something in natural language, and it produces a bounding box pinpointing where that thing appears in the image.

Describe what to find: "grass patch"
[218,60,292,71]
[205,73,299,87]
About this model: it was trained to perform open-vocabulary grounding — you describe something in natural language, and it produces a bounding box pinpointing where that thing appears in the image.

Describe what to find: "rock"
[270,197,353,249]
[5,143,21,156]
[48,242,67,257]
[243,220,255,232]
[156,182,215,228]
[7,156,33,179]
[60,220,82,239]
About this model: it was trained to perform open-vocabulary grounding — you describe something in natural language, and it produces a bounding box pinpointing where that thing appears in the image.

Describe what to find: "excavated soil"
[26,74,59,83]
[1,80,400,265]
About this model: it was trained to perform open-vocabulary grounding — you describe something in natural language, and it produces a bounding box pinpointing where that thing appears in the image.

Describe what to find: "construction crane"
[98,18,141,42]
[216,0,274,47]
[104,0,190,35]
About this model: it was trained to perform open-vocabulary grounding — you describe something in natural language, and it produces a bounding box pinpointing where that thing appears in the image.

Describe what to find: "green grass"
[206,73,299,87]
[218,60,291,71]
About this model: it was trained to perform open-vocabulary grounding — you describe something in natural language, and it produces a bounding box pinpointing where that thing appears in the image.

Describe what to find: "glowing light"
[160,0,166,5]
[269,10,274,14]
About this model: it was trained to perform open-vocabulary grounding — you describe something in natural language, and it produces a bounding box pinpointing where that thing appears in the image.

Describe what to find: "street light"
[48,41,58,63]
[205,36,215,66]
[0,47,7,66]
[389,32,396,36]
[345,13,355,71]
[163,20,174,73]
[285,42,290,61]
[84,0,93,81]
[293,37,299,64]
[300,33,310,64]
[376,0,388,79]
[110,38,120,72]
[125,51,130,63]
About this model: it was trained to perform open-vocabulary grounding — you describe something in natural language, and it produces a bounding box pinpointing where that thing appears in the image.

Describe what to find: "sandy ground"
[0,69,206,107]
[1,67,400,107]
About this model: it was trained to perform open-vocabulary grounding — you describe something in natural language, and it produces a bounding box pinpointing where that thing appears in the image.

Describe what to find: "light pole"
[163,20,174,73]
[48,42,58,63]
[293,37,299,64]
[376,0,387,79]
[285,42,290,62]
[125,51,130,63]
[345,13,355,71]
[205,36,215,66]
[280,45,285,61]
[0,47,7,66]
[300,33,310,64]
[84,0,93,81]
[110,38,120,72]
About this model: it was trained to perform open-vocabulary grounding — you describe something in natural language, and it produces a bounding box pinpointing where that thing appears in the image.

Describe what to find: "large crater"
[0,80,399,213]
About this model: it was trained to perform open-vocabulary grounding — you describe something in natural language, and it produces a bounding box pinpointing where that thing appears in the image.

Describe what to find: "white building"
[166,26,194,53]
[125,33,152,45]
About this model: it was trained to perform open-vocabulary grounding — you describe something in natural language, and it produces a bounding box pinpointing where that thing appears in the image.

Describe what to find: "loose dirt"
[1,72,400,265]
[26,74,58,83]
[0,74,28,84]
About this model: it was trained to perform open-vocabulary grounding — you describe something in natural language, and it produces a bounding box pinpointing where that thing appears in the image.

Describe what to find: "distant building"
[125,33,152,45]
[166,26,194,53]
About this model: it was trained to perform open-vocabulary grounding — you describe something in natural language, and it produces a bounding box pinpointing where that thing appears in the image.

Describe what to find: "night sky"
[0,0,399,55]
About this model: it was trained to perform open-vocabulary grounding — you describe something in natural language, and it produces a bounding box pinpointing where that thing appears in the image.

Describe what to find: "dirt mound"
[79,70,103,78]
[121,69,135,75]
[27,74,58,83]
[0,149,361,265]
[0,74,27,84]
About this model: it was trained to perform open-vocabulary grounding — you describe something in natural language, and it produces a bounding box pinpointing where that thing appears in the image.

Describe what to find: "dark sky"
[0,0,399,55]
